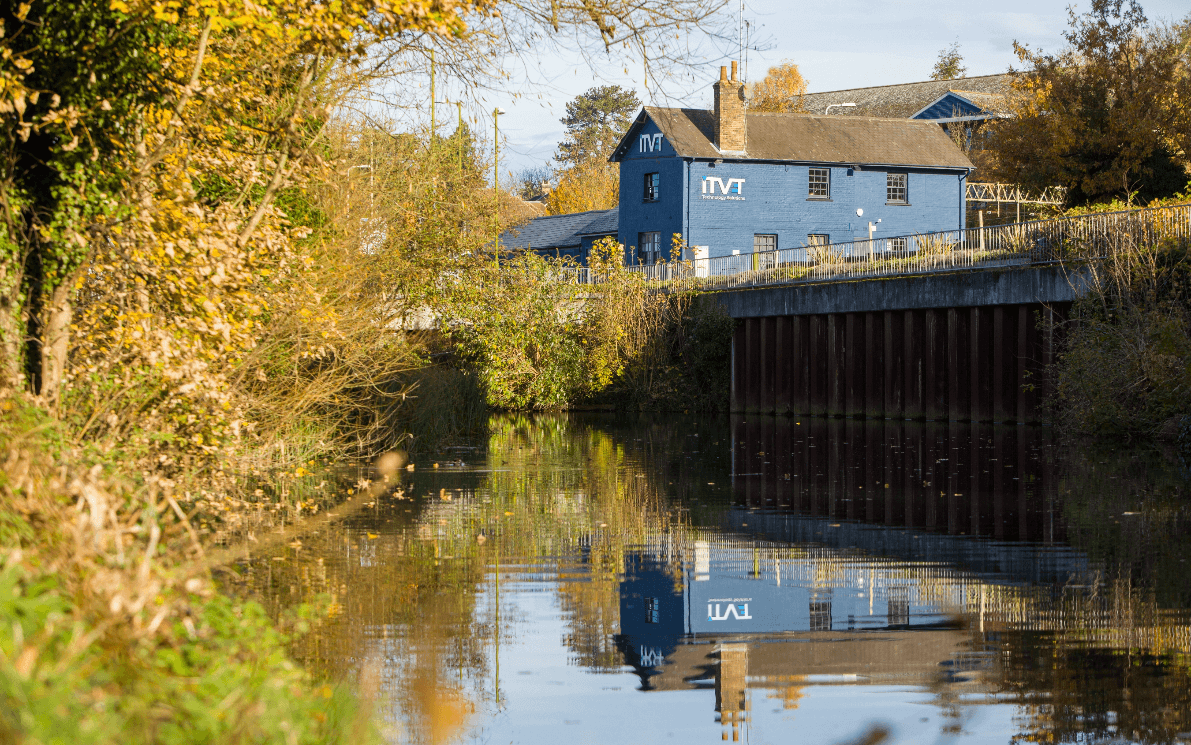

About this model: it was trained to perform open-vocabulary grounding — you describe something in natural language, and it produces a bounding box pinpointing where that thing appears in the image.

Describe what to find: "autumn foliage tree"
[931,41,967,80]
[749,60,808,113]
[990,0,1191,205]
[544,85,639,214]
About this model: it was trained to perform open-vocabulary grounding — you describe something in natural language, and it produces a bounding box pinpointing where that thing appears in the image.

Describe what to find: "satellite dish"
[855,208,864,217]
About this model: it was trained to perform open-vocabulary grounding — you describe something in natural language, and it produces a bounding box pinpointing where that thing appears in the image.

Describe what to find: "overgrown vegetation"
[450,236,734,412]
[1053,229,1191,438]
[0,0,733,739]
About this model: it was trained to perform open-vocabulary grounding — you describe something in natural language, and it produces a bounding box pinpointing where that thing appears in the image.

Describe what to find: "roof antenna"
[744,20,750,81]
[738,0,744,72]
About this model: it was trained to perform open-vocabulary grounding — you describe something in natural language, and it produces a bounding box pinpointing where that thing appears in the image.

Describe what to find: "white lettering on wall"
[700,176,746,200]
[707,602,753,621]
[638,133,664,153]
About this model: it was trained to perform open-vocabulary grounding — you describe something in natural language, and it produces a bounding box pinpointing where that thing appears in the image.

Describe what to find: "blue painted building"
[608,64,975,264]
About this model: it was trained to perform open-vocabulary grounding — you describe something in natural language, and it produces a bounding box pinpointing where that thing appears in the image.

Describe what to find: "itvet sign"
[701,176,745,201]
[639,133,664,152]
[707,600,753,621]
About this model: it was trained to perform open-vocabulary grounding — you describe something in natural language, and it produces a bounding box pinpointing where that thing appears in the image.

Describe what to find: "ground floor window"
[638,231,662,264]
[753,234,777,253]
[753,234,778,270]
[888,236,909,253]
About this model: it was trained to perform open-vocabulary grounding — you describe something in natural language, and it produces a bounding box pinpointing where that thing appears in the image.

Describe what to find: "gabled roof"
[798,73,1011,118]
[611,107,973,170]
[499,208,617,251]
[911,90,1011,121]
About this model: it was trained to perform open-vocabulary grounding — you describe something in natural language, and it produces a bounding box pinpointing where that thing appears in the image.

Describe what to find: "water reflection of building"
[616,539,984,738]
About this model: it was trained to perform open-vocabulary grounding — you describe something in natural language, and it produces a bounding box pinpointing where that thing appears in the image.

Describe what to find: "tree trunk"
[38,283,71,412]
[0,255,23,394]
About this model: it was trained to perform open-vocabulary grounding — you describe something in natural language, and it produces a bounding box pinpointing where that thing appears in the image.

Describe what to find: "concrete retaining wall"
[710,264,1094,318]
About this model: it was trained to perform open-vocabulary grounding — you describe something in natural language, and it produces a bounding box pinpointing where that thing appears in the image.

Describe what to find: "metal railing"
[966,181,1066,206]
[559,203,1191,291]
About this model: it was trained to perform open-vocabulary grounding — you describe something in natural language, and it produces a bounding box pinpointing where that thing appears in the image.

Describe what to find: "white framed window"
[754,234,777,270]
[753,234,777,252]
[808,168,830,198]
[638,231,662,264]
[807,234,830,247]
[643,172,660,202]
[888,236,909,253]
[887,173,908,204]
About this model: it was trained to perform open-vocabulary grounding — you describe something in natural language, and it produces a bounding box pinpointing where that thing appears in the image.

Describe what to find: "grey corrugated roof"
[628,107,973,169]
[500,208,616,251]
[799,73,1012,118]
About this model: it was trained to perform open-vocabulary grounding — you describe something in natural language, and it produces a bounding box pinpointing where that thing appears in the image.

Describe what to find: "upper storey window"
[644,172,660,202]
[887,173,908,204]
[808,168,830,198]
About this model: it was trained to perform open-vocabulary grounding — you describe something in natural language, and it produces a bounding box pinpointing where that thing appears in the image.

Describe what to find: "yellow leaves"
[109,0,131,11]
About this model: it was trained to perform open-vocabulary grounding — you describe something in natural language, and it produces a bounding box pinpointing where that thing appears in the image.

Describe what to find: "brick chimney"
[714,61,747,153]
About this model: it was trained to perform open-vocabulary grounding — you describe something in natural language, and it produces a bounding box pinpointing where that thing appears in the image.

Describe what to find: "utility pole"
[435,49,440,143]
[493,107,506,259]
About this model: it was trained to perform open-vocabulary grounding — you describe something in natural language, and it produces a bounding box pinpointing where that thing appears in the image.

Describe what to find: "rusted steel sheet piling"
[732,302,1067,423]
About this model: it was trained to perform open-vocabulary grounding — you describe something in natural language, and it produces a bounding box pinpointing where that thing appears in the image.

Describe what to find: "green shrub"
[0,559,373,745]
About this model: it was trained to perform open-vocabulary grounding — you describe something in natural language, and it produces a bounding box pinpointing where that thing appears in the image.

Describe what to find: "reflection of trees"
[1003,632,1191,744]
[482,414,693,672]
[229,413,1191,745]
[233,412,694,742]
[1058,445,1191,611]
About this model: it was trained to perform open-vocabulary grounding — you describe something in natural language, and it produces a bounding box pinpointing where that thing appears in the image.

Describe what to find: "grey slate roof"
[576,207,618,236]
[798,73,1012,118]
[617,107,973,170]
[500,208,617,251]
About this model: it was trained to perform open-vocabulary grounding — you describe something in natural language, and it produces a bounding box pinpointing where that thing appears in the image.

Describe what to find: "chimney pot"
[720,65,728,81]
[731,61,738,80]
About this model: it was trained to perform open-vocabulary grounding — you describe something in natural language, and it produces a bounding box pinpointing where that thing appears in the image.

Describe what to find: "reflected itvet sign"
[688,574,808,633]
[708,600,752,621]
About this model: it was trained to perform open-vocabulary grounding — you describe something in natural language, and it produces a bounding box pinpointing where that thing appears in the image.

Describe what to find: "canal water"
[234,414,1191,745]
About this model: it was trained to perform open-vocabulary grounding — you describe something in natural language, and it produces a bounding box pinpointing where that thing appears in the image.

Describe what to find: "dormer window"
[644,172,660,202]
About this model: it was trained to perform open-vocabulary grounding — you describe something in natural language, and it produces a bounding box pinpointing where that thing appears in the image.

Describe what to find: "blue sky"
[458,0,1191,176]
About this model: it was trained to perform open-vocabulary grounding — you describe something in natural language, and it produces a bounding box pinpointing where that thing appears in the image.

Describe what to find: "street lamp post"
[493,107,507,258]
[825,102,858,115]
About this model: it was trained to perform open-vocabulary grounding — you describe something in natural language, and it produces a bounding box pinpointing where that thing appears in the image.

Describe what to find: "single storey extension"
[609,63,975,264]
[498,207,617,264]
